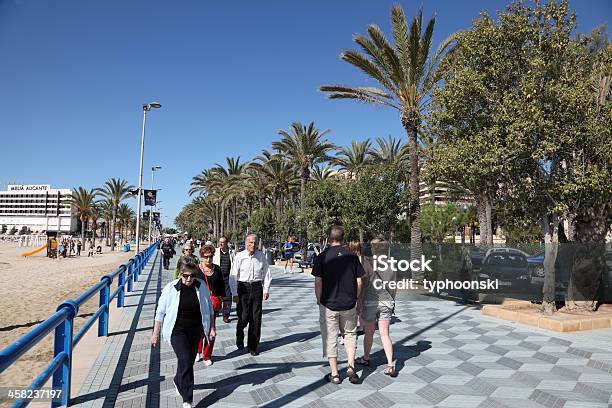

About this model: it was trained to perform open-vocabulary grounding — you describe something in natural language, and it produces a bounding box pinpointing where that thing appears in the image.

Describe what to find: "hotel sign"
[8,184,51,192]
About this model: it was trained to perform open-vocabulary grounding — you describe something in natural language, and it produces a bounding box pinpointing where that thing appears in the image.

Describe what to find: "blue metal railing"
[0,241,160,407]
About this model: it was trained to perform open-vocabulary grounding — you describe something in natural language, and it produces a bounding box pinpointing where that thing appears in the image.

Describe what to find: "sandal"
[326,373,342,384]
[384,365,397,377]
[356,356,370,366]
[347,366,360,384]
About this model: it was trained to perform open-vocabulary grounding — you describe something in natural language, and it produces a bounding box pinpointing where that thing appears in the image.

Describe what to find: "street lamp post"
[135,102,161,253]
[148,166,161,243]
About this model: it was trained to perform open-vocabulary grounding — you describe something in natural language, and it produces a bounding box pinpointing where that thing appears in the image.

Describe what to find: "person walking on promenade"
[312,225,364,385]
[151,256,215,408]
[230,234,272,356]
[356,238,398,377]
[161,238,175,270]
[213,235,235,323]
[174,243,199,279]
[196,244,225,365]
[282,236,296,273]
[76,240,82,257]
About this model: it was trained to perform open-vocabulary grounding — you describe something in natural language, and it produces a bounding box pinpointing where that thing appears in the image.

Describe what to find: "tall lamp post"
[148,166,162,243]
[135,102,161,253]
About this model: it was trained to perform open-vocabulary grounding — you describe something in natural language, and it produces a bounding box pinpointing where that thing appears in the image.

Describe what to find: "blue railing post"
[127,260,133,292]
[135,254,141,281]
[98,276,112,337]
[52,301,77,408]
[117,267,125,308]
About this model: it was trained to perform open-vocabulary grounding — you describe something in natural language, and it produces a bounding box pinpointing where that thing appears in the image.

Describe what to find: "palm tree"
[311,165,336,182]
[99,199,114,246]
[70,187,97,248]
[90,203,100,248]
[273,122,335,253]
[99,178,134,251]
[334,139,373,178]
[371,136,406,167]
[320,5,454,272]
[251,150,298,228]
[117,203,133,243]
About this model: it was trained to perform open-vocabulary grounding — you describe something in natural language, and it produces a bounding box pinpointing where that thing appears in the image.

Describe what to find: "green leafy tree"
[303,177,344,244]
[430,0,611,313]
[420,203,464,244]
[250,207,276,244]
[321,5,454,277]
[341,165,403,242]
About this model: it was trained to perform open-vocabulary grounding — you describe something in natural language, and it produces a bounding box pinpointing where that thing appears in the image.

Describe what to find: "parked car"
[299,242,321,268]
[479,248,531,290]
[467,246,484,271]
[527,252,545,284]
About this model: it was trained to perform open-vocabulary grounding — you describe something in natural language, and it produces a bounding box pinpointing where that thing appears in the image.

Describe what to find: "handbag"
[203,270,223,312]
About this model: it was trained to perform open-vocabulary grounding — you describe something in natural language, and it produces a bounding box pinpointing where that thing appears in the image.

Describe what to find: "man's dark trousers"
[170,326,202,403]
[163,254,171,270]
[236,281,263,352]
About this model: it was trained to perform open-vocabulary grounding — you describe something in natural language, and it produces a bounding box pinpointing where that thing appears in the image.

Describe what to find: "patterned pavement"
[71,250,612,408]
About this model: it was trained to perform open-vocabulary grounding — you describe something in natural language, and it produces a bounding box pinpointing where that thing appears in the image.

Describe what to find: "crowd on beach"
[46,236,100,259]
[153,225,397,408]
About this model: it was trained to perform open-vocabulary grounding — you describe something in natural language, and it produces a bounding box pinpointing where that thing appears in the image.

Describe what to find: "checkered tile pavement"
[71,251,612,407]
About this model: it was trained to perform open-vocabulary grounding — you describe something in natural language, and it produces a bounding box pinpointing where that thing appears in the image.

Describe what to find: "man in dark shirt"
[312,225,364,384]
[161,238,175,270]
[214,235,235,323]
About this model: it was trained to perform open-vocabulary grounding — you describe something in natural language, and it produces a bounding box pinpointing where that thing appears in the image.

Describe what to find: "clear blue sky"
[1,0,609,227]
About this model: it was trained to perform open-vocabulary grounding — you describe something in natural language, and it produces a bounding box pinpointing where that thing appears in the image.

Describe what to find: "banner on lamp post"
[144,189,157,206]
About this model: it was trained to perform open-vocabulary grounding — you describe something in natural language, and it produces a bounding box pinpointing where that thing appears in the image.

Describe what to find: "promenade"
[69,251,612,408]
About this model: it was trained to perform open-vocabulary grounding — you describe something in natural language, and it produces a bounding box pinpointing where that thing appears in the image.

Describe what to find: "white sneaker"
[203,359,213,367]
[194,353,203,364]
[174,383,181,397]
[183,403,192,408]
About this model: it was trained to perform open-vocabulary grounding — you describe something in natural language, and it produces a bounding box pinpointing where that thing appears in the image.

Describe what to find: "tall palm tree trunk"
[477,196,488,248]
[110,210,118,251]
[81,217,87,249]
[404,116,422,279]
[300,169,308,257]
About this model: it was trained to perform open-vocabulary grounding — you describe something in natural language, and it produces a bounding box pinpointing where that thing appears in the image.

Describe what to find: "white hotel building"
[0,185,77,233]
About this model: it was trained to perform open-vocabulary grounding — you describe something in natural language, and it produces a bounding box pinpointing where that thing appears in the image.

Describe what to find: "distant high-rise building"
[0,185,77,233]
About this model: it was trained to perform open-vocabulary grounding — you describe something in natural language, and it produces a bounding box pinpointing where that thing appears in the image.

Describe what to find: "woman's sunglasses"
[181,273,195,279]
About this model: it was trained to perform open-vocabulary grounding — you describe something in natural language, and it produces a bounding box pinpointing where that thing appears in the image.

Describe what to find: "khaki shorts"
[361,300,394,322]
[319,305,357,358]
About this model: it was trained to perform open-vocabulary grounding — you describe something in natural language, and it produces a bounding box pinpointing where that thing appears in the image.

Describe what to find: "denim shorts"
[361,300,394,322]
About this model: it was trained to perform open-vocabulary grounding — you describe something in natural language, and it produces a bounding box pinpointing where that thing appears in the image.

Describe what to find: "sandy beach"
[0,241,136,388]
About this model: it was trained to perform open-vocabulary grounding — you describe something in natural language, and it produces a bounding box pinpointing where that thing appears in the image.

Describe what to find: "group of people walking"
[153,234,271,407]
[152,227,396,407]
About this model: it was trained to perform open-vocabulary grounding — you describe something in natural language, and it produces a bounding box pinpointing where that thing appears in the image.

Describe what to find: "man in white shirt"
[230,234,271,356]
